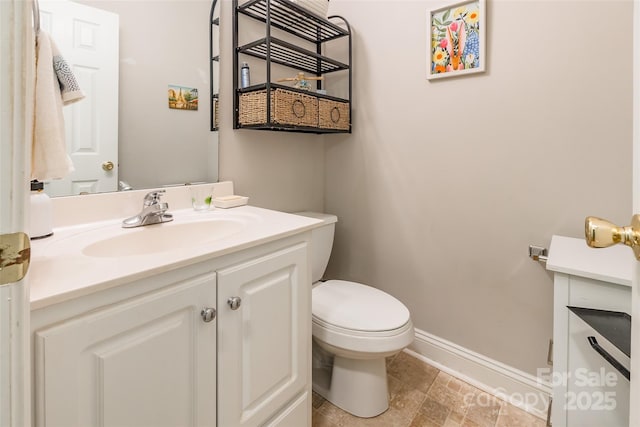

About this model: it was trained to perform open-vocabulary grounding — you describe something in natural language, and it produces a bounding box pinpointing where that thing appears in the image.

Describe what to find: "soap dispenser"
[30,180,53,239]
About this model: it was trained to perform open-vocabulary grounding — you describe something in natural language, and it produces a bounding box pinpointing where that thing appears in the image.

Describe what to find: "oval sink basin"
[82,219,245,258]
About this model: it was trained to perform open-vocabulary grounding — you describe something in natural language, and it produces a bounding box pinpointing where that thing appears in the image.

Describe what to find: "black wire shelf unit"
[210,0,220,131]
[233,0,352,133]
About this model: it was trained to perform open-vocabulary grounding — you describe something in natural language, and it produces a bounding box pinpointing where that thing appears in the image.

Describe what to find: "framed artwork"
[427,0,485,80]
[168,85,199,110]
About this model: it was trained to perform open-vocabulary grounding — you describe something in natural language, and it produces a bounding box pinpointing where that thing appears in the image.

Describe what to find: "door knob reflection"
[102,161,115,172]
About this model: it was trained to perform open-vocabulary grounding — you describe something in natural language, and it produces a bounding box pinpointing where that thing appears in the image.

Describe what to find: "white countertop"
[546,235,635,286]
[28,206,322,310]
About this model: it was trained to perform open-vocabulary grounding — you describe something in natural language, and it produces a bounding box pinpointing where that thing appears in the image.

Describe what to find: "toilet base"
[312,345,389,418]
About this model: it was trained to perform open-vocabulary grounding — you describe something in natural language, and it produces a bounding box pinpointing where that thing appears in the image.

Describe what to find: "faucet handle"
[143,189,166,206]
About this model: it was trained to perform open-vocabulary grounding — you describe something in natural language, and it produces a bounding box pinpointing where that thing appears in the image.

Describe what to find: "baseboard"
[407,328,552,420]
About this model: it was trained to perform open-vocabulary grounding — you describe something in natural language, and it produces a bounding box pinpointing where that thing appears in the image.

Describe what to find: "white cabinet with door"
[217,243,310,427]
[32,272,217,427]
[547,235,633,427]
[30,234,312,427]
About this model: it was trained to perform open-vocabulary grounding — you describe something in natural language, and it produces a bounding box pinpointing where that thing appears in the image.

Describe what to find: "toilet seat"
[312,280,410,332]
[312,280,414,357]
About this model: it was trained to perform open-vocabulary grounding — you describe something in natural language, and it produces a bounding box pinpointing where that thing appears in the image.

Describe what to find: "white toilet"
[296,212,414,418]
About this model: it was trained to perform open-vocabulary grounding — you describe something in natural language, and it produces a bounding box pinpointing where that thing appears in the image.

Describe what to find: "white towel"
[31,31,84,181]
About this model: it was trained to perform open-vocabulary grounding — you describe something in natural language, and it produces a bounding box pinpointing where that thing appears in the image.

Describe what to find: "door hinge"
[0,232,31,286]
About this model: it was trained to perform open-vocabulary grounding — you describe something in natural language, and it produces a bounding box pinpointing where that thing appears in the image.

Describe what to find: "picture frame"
[427,0,486,80]
[168,85,199,110]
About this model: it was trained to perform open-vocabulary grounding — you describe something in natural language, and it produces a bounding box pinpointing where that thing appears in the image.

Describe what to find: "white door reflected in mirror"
[39,0,119,197]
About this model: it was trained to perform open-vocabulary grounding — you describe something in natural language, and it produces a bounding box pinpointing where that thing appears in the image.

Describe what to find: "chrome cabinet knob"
[201,307,217,322]
[227,297,241,310]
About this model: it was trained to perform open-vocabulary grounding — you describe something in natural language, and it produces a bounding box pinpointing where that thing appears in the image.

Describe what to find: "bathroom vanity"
[28,184,320,427]
[546,235,633,427]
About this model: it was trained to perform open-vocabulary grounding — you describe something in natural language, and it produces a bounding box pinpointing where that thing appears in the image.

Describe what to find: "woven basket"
[318,99,349,130]
[239,89,318,128]
[213,98,219,129]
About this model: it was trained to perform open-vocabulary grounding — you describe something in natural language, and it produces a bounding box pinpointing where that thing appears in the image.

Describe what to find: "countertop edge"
[29,207,323,310]
[546,235,634,287]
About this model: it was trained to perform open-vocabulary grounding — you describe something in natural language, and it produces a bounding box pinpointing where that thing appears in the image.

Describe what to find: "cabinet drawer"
[567,276,631,313]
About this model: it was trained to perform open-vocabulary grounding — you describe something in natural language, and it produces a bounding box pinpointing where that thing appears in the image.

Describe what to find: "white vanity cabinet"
[32,272,218,427]
[30,227,313,427]
[217,243,310,427]
[546,235,633,427]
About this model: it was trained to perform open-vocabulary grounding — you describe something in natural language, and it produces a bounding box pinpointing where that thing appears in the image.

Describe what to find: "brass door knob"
[585,215,640,259]
[102,161,115,171]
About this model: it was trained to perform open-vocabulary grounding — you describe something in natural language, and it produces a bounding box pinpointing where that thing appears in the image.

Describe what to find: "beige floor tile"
[409,411,444,427]
[418,397,451,425]
[313,391,326,409]
[312,408,340,427]
[444,410,465,426]
[315,400,352,426]
[388,352,440,394]
[460,418,483,427]
[388,375,428,420]
[495,403,546,427]
[425,372,475,417]
[312,352,543,427]
[346,408,413,427]
[463,392,502,427]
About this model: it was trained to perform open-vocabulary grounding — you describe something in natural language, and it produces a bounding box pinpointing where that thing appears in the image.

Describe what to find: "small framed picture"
[427,0,486,80]
[168,85,199,110]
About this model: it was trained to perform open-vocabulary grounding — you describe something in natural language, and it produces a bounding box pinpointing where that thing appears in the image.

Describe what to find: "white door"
[630,1,640,425]
[0,1,33,425]
[590,1,640,424]
[38,0,119,196]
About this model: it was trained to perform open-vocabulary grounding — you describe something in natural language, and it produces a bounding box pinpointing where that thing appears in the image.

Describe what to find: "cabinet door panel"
[218,243,310,427]
[33,273,216,427]
[263,392,310,427]
[566,276,630,427]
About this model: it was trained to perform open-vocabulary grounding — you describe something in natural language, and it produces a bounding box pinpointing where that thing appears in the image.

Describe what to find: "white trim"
[0,0,34,425]
[408,328,551,420]
[629,0,640,425]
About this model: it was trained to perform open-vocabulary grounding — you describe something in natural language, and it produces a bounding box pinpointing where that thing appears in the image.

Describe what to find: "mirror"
[38,0,219,197]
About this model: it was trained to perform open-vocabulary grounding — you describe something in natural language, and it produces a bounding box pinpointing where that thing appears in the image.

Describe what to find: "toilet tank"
[295,212,337,283]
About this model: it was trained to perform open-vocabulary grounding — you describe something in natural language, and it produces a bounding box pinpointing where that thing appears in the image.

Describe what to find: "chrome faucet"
[122,190,173,228]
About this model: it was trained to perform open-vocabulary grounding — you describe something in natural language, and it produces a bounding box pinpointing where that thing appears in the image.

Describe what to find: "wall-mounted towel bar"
[529,245,548,263]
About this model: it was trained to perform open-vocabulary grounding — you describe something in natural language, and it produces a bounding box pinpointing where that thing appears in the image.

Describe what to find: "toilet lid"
[312,280,410,332]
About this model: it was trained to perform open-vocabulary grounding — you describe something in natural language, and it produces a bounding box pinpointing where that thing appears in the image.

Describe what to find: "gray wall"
[322,0,633,375]
[218,0,632,375]
[218,0,325,213]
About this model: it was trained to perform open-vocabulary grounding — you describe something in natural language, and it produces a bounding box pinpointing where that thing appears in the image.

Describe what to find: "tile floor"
[312,351,547,427]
